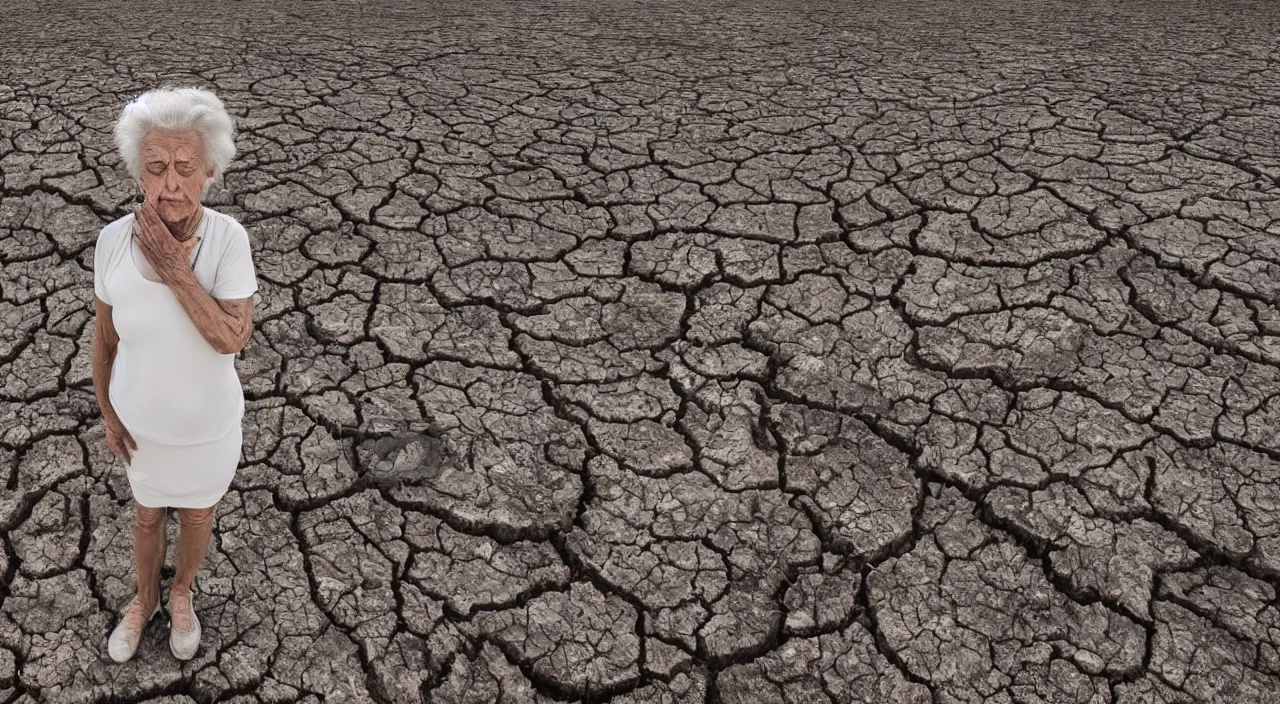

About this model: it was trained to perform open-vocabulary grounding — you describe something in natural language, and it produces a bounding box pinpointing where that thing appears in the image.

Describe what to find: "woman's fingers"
[107,426,135,464]
[138,202,156,231]
[132,220,154,256]
[134,201,163,248]
[109,437,127,465]
[137,211,161,250]
[132,214,166,269]
[142,201,166,234]
[134,202,182,270]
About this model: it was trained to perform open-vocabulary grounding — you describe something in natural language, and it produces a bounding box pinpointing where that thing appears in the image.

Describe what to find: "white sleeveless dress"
[93,207,259,508]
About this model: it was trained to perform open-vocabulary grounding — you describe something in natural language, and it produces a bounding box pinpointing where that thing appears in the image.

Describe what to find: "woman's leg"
[170,504,216,631]
[107,500,167,659]
[134,501,167,610]
[114,500,166,636]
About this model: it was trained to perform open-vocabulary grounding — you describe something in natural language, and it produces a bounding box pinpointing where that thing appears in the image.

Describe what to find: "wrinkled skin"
[138,128,207,240]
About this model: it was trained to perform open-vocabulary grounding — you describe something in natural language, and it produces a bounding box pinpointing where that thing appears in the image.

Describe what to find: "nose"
[164,167,183,194]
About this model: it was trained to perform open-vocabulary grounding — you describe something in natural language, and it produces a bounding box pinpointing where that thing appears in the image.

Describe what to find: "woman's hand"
[132,194,192,285]
[105,414,138,465]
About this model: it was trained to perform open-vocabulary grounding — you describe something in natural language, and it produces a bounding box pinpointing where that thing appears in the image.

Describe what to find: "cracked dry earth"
[4,1,1280,702]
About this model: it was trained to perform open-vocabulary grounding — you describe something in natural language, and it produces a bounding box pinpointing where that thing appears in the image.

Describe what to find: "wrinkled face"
[137,128,213,224]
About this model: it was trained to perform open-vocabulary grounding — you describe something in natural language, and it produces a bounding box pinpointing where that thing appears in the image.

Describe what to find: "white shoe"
[168,589,201,660]
[107,597,162,663]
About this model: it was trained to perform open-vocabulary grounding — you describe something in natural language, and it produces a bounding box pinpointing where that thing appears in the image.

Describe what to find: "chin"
[160,204,195,219]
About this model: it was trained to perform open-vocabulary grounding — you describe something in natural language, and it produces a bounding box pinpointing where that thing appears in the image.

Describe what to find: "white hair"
[113,85,236,196]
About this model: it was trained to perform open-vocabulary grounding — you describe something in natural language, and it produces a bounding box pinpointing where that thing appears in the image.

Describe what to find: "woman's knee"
[178,505,216,527]
[134,502,166,529]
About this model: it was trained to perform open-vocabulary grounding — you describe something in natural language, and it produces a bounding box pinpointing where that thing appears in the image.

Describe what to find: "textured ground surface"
[3,1,1280,702]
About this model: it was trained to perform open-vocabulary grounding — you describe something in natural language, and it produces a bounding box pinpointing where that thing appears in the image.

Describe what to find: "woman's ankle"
[135,589,161,611]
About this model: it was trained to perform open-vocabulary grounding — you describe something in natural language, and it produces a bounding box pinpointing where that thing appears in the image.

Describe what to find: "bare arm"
[92,296,121,421]
[161,270,254,355]
[93,296,137,463]
[131,200,255,355]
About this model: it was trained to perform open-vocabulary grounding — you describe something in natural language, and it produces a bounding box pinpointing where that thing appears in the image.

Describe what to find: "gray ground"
[2,1,1280,702]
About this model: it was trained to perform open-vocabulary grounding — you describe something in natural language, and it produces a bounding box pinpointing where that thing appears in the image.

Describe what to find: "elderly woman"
[93,86,257,662]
